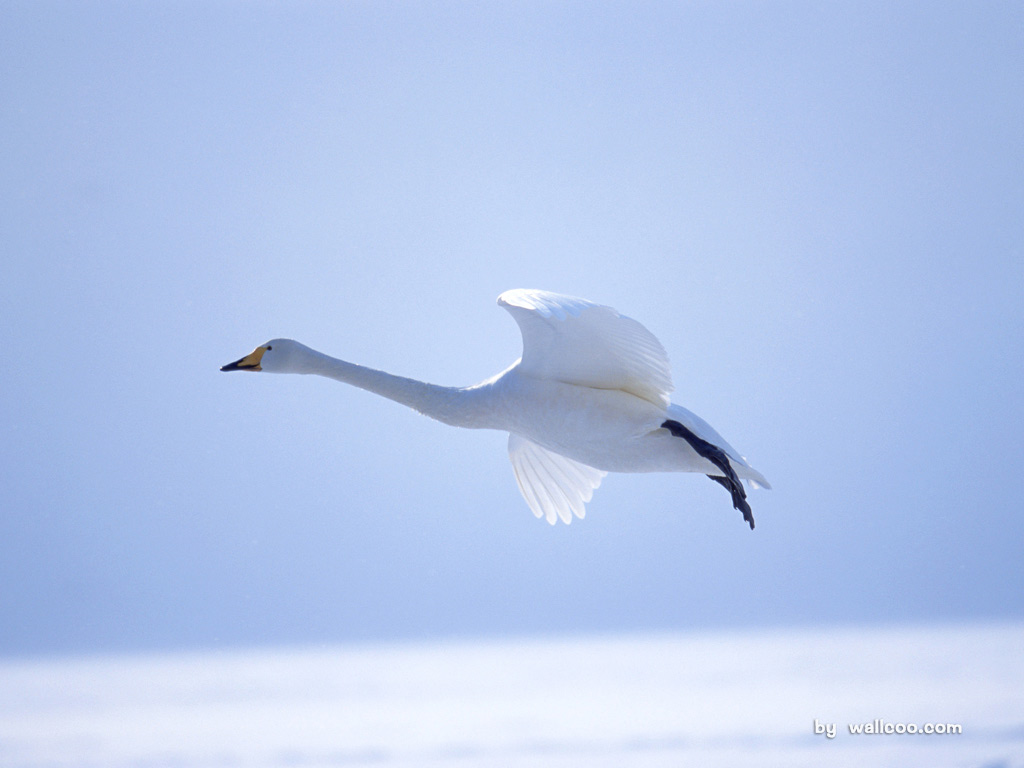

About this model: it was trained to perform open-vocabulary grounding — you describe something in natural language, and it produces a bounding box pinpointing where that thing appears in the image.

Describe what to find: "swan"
[221,289,770,528]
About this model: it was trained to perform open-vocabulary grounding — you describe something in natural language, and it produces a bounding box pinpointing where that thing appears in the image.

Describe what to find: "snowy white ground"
[1,622,1022,768]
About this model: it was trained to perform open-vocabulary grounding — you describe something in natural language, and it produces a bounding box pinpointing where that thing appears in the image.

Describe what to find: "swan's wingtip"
[496,289,525,306]
[497,289,543,309]
[497,289,594,321]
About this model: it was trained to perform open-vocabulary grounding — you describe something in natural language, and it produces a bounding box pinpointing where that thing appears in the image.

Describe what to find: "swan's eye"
[266,345,272,351]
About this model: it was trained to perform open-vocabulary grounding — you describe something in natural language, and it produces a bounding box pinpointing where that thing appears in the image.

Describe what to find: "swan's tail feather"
[741,468,772,491]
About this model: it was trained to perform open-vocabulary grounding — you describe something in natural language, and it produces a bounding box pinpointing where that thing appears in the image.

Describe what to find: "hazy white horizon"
[3,621,1022,768]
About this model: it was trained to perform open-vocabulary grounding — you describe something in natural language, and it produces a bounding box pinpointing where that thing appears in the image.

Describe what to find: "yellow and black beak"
[221,345,267,372]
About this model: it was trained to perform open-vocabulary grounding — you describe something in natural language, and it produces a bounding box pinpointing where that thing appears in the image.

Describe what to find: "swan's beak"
[221,346,267,372]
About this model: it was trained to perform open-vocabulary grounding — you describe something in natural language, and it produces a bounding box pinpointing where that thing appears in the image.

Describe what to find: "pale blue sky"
[2,1,1022,656]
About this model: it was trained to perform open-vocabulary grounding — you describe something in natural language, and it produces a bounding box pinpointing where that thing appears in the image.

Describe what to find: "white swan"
[222,289,770,528]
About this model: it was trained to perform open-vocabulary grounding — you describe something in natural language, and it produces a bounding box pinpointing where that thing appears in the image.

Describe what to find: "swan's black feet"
[661,419,755,530]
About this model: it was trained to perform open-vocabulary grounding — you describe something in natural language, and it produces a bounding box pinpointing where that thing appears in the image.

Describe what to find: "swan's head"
[220,338,311,373]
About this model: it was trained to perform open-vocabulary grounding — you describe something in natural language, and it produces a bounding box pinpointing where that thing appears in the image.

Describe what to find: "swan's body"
[222,289,770,528]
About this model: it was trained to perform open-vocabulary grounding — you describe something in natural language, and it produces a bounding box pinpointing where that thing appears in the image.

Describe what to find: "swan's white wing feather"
[666,404,772,489]
[508,433,607,524]
[498,289,673,408]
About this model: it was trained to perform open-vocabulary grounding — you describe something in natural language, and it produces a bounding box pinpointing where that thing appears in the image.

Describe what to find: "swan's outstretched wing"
[498,289,673,408]
[508,433,607,524]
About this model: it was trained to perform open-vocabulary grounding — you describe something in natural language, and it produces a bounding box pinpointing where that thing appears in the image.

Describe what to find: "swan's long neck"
[293,346,499,430]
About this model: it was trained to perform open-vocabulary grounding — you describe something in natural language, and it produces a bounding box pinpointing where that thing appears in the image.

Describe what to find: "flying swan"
[222,289,770,528]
